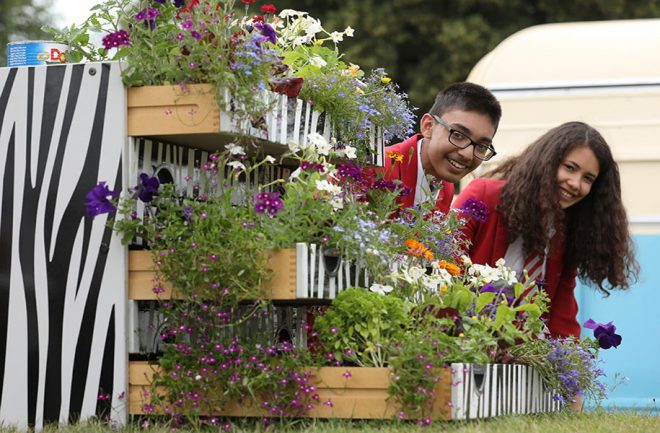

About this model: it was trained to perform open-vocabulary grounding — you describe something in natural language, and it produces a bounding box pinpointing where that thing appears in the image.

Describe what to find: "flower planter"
[126,84,384,166]
[128,248,297,300]
[127,361,559,420]
[128,243,367,301]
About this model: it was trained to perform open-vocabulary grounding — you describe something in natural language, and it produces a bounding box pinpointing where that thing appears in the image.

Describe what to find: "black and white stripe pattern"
[0,62,127,429]
[450,363,561,419]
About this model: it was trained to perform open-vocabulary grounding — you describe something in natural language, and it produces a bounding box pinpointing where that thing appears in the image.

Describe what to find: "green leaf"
[493,305,515,329]
[475,292,496,313]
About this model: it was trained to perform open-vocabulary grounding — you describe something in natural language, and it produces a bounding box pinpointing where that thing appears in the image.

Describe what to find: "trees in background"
[0,0,53,63]
[279,0,660,113]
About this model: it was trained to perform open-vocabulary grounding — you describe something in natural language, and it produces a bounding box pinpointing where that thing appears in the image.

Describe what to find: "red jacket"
[379,134,455,214]
[452,178,580,338]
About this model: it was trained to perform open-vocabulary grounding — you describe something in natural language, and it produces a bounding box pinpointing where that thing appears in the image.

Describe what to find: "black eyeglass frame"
[430,114,497,161]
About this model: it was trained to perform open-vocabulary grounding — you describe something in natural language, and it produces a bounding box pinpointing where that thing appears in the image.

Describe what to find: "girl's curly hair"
[484,121,638,295]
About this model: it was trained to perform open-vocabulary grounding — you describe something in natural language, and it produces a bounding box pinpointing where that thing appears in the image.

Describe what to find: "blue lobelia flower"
[584,318,622,349]
[86,182,118,218]
[133,173,160,203]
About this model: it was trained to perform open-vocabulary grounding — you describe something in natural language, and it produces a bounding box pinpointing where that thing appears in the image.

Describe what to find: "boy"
[383,82,501,213]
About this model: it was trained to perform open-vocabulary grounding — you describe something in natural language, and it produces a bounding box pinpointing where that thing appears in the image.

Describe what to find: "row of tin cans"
[7,41,70,67]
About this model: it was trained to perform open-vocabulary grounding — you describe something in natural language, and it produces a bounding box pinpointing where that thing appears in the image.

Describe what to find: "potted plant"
[45,0,415,164]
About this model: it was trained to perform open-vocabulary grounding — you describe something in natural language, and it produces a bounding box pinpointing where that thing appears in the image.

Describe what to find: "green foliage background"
[0,0,53,62]
[2,0,660,116]
[278,0,660,116]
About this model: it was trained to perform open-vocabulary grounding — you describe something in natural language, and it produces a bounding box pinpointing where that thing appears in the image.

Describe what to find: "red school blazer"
[376,134,454,214]
[452,177,581,338]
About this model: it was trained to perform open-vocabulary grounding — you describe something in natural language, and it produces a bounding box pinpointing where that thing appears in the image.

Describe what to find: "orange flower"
[445,263,461,275]
[404,239,424,256]
[386,150,404,162]
[438,260,460,275]
[405,239,434,261]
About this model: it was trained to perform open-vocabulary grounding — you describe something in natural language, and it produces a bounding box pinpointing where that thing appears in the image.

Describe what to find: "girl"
[452,121,639,338]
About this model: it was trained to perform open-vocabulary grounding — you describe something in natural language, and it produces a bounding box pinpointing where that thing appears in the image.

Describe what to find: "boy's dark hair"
[429,82,502,131]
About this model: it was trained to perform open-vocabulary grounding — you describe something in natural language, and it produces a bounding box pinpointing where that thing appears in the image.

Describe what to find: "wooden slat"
[128,361,452,420]
[128,84,220,137]
[128,249,296,300]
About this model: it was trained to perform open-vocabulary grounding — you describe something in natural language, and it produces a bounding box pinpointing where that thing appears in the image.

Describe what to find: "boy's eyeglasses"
[431,114,497,161]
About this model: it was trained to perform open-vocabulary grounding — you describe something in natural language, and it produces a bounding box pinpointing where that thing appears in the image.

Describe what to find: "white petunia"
[316,179,341,194]
[329,196,344,211]
[329,31,343,43]
[289,167,302,180]
[471,263,504,284]
[422,274,442,291]
[308,132,332,155]
[342,145,357,159]
[407,265,426,281]
[309,56,327,68]
[225,143,245,156]
[370,283,393,295]
[279,9,305,18]
[228,161,246,171]
[288,140,302,152]
[293,36,308,46]
[303,18,323,35]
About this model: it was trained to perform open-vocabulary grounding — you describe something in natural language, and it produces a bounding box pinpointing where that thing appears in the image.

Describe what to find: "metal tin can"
[7,41,70,67]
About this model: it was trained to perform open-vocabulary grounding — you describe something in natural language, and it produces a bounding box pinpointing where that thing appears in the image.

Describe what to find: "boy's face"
[419,109,496,183]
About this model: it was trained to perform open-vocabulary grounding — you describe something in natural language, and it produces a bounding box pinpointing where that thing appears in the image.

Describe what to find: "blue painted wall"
[576,234,660,411]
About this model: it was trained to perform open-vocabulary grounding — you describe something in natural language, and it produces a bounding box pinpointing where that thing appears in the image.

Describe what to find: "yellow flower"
[471,315,478,321]
[459,333,465,338]
[380,77,391,84]
[347,63,361,77]
[386,150,404,162]
[440,285,448,293]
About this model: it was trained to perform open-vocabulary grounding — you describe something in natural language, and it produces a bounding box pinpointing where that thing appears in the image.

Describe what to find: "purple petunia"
[132,173,160,203]
[254,22,277,45]
[253,191,283,216]
[584,319,622,349]
[460,197,489,222]
[174,0,186,7]
[135,8,160,29]
[101,30,131,51]
[86,182,118,218]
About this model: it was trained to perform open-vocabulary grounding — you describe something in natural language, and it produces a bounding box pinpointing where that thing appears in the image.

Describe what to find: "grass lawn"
[2,409,657,433]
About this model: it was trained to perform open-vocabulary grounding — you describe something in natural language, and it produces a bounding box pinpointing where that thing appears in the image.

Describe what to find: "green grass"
[2,410,658,433]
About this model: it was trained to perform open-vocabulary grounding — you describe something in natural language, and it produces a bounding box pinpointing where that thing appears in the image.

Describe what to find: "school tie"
[523,251,545,285]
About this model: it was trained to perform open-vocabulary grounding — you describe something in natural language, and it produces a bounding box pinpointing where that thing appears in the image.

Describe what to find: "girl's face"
[556,145,600,209]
